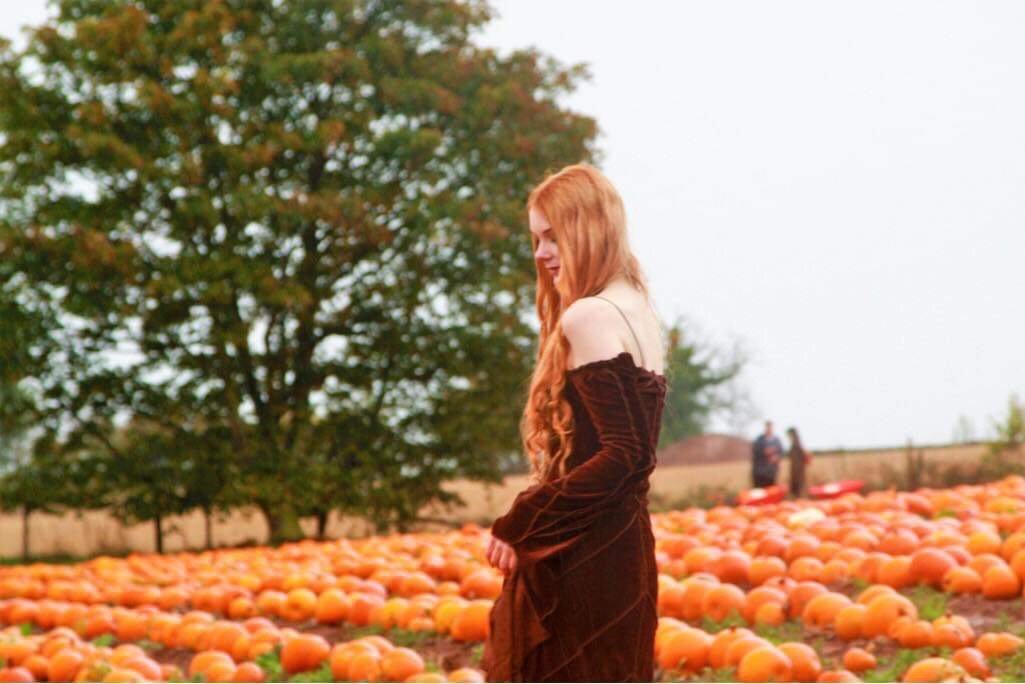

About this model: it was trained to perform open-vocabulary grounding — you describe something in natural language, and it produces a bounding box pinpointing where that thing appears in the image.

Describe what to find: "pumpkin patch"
[3,477,1025,680]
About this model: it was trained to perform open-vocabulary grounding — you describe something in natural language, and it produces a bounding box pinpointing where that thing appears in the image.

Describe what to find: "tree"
[0,433,91,561]
[0,0,595,542]
[659,321,752,446]
[75,419,238,553]
[0,265,57,559]
[979,395,1025,481]
[0,383,38,560]
[951,415,977,444]
[990,395,1025,455]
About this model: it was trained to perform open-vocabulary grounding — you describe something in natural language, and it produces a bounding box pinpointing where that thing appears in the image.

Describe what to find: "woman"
[480,164,667,682]
[786,426,813,498]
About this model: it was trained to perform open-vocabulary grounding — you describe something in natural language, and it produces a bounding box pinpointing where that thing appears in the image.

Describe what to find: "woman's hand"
[486,535,518,575]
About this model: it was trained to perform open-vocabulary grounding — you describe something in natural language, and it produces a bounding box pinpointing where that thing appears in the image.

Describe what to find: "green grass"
[288,663,334,683]
[384,627,432,648]
[345,624,431,648]
[862,647,934,683]
[167,675,205,683]
[136,638,163,652]
[0,550,139,566]
[904,584,949,621]
[994,610,1014,633]
[753,620,804,644]
[990,601,1025,636]
[807,635,831,667]
[699,612,746,633]
[992,641,1025,683]
[688,667,736,683]
[347,624,386,638]
[255,647,284,682]
[848,576,870,593]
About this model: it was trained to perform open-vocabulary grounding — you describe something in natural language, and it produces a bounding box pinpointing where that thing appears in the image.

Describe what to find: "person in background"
[751,420,783,488]
[786,426,813,498]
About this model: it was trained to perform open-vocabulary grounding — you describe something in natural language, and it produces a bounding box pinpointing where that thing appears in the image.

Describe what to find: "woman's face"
[529,208,561,282]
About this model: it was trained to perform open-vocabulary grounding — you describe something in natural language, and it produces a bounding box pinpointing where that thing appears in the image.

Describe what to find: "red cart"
[737,484,787,506]
[809,480,864,500]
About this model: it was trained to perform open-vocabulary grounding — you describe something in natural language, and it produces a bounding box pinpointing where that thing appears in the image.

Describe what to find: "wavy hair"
[521,163,648,480]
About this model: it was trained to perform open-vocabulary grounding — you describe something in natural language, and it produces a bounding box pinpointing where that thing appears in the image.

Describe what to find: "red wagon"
[736,484,787,506]
[809,479,864,500]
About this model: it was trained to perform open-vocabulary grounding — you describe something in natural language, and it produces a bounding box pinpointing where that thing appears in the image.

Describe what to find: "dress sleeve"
[490,365,652,557]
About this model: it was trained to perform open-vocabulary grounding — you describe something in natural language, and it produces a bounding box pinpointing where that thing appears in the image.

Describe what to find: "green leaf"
[288,663,333,683]
[255,648,284,682]
[91,633,115,647]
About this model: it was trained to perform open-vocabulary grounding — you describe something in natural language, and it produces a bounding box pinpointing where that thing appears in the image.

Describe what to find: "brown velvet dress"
[482,351,667,683]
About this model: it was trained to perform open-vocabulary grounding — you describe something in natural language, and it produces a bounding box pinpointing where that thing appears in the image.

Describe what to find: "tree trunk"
[154,514,163,554]
[315,509,328,540]
[261,502,305,545]
[21,506,30,562]
[203,507,213,549]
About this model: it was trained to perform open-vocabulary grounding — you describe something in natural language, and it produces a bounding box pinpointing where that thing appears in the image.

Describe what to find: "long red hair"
[522,163,648,480]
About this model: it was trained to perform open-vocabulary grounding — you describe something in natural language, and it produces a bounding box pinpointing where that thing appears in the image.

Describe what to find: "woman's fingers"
[497,544,508,573]
[498,542,517,574]
[496,545,509,574]
[485,537,518,574]
[485,536,497,567]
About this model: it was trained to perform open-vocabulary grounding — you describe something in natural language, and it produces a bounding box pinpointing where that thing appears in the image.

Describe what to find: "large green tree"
[0,0,595,542]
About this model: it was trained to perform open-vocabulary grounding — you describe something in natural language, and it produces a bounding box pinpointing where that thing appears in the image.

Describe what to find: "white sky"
[3,1,1023,450]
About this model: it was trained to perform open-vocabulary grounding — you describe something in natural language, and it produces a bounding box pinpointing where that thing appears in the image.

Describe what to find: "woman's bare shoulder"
[561,298,623,368]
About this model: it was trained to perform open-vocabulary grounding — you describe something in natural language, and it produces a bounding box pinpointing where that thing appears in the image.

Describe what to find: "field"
[4,474,1025,682]
[0,443,989,560]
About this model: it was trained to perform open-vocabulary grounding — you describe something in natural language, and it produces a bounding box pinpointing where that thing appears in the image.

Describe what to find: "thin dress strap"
[592,295,645,367]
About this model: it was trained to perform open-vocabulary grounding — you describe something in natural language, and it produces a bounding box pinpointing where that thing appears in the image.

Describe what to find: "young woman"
[480,164,667,682]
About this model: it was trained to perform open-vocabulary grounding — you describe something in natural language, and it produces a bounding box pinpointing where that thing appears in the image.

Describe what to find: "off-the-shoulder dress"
[482,351,667,682]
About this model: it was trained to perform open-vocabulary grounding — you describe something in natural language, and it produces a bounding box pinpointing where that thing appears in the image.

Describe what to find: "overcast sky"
[3,2,1023,450]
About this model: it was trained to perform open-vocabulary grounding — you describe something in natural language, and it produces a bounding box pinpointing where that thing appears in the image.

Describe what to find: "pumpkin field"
[3,478,1025,682]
